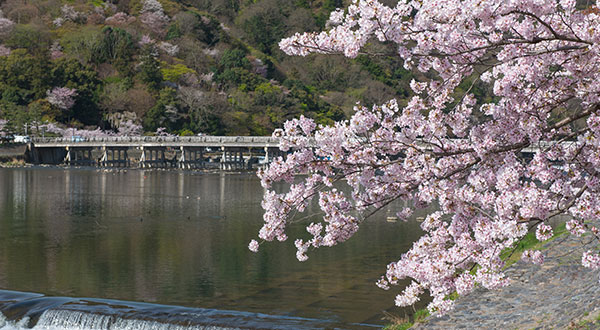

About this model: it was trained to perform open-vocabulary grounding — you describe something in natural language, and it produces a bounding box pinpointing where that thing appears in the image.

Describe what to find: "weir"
[0,290,371,330]
[27,136,285,170]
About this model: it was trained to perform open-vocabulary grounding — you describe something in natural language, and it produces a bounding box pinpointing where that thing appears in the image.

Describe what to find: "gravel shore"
[412,235,600,329]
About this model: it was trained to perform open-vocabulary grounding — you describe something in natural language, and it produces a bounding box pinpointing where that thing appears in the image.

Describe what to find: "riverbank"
[410,234,600,329]
[0,144,27,167]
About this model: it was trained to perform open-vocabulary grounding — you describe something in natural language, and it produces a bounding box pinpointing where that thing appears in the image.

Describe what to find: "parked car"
[13,135,31,143]
[71,136,84,142]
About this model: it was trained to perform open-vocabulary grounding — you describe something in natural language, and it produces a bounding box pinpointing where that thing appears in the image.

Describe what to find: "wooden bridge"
[26,135,564,170]
[28,136,286,170]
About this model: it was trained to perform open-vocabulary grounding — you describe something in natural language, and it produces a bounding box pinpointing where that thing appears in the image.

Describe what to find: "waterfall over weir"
[0,290,373,330]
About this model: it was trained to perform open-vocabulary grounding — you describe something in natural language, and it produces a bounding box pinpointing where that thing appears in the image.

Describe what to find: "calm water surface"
[0,168,425,327]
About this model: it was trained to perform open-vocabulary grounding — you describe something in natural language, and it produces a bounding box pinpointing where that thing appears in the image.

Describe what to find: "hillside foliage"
[0,0,419,136]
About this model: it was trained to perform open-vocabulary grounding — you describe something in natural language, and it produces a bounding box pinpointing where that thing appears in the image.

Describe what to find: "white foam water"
[0,290,369,330]
[111,318,236,330]
[0,310,241,330]
[0,314,30,330]
[36,310,113,329]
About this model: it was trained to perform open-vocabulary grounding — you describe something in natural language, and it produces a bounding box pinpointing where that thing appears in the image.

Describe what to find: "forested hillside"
[0,0,416,136]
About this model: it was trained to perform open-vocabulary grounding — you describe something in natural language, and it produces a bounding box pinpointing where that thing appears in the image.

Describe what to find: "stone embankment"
[413,235,600,329]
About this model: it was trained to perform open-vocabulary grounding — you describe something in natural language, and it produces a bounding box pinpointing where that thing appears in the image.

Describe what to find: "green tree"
[253,82,283,106]
[161,63,195,83]
[60,26,104,65]
[0,49,51,105]
[138,46,163,91]
[0,101,28,134]
[218,48,250,70]
[51,58,102,125]
[143,87,178,132]
[5,23,51,55]
[97,27,134,75]
[238,0,287,54]
[27,99,55,126]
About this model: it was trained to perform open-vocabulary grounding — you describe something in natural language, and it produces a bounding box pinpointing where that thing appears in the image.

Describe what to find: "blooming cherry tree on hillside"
[117,120,143,136]
[250,0,600,315]
[47,87,78,110]
[41,123,112,138]
[0,11,14,38]
[0,18,13,36]
[0,45,10,57]
[105,12,136,26]
[40,121,143,138]
[139,0,169,35]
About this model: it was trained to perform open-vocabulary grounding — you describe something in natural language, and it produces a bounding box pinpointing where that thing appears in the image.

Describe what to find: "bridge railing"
[31,136,281,145]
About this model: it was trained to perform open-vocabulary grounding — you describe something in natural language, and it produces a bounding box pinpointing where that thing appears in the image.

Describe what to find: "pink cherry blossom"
[139,0,169,35]
[582,250,600,270]
[0,17,14,37]
[139,35,155,46]
[105,12,136,26]
[535,224,553,242]
[248,240,259,253]
[117,120,142,136]
[252,0,600,316]
[158,42,178,56]
[522,250,544,265]
[47,87,77,110]
[0,45,10,57]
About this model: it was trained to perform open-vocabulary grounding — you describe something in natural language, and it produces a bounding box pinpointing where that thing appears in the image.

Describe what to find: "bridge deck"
[31,136,572,154]
[32,136,281,148]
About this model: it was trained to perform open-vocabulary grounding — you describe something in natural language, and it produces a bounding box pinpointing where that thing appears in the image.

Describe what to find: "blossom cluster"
[535,224,553,242]
[158,42,179,56]
[251,0,600,316]
[522,250,544,265]
[40,121,143,138]
[41,123,112,138]
[155,127,173,137]
[139,35,155,46]
[105,12,136,26]
[53,5,87,26]
[140,0,169,35]
[117,120,143,136]
[50,42,64,60]
[0,17,14,37]
[46,87,78,110]
[582,250,600,270]
[0,45,10,57]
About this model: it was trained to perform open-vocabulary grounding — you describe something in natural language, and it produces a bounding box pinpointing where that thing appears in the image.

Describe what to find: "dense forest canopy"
[0,0,433,137]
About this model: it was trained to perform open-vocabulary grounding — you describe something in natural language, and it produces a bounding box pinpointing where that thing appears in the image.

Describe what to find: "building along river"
[0,168,426,329]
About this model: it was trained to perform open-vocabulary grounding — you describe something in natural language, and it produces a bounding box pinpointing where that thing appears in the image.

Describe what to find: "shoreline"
[0,164,262,175]
[411,234,600,329]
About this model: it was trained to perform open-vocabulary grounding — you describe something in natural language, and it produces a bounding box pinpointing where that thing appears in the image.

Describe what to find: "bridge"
[26,135,567,170]
[28,136,286,170]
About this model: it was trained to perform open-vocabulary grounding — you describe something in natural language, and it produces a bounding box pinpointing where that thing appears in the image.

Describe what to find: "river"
[0,168,426,329]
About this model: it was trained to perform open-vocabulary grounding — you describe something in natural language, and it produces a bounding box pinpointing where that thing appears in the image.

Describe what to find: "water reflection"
[0,168,426,326]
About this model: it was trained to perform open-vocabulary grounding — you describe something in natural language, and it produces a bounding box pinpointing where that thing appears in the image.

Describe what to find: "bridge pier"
[220,147,245,170]
[100,146,130,167]
[264,147,286,165]
[65,146,95,166]
[140,146,171,168]
[178,146,204,169]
